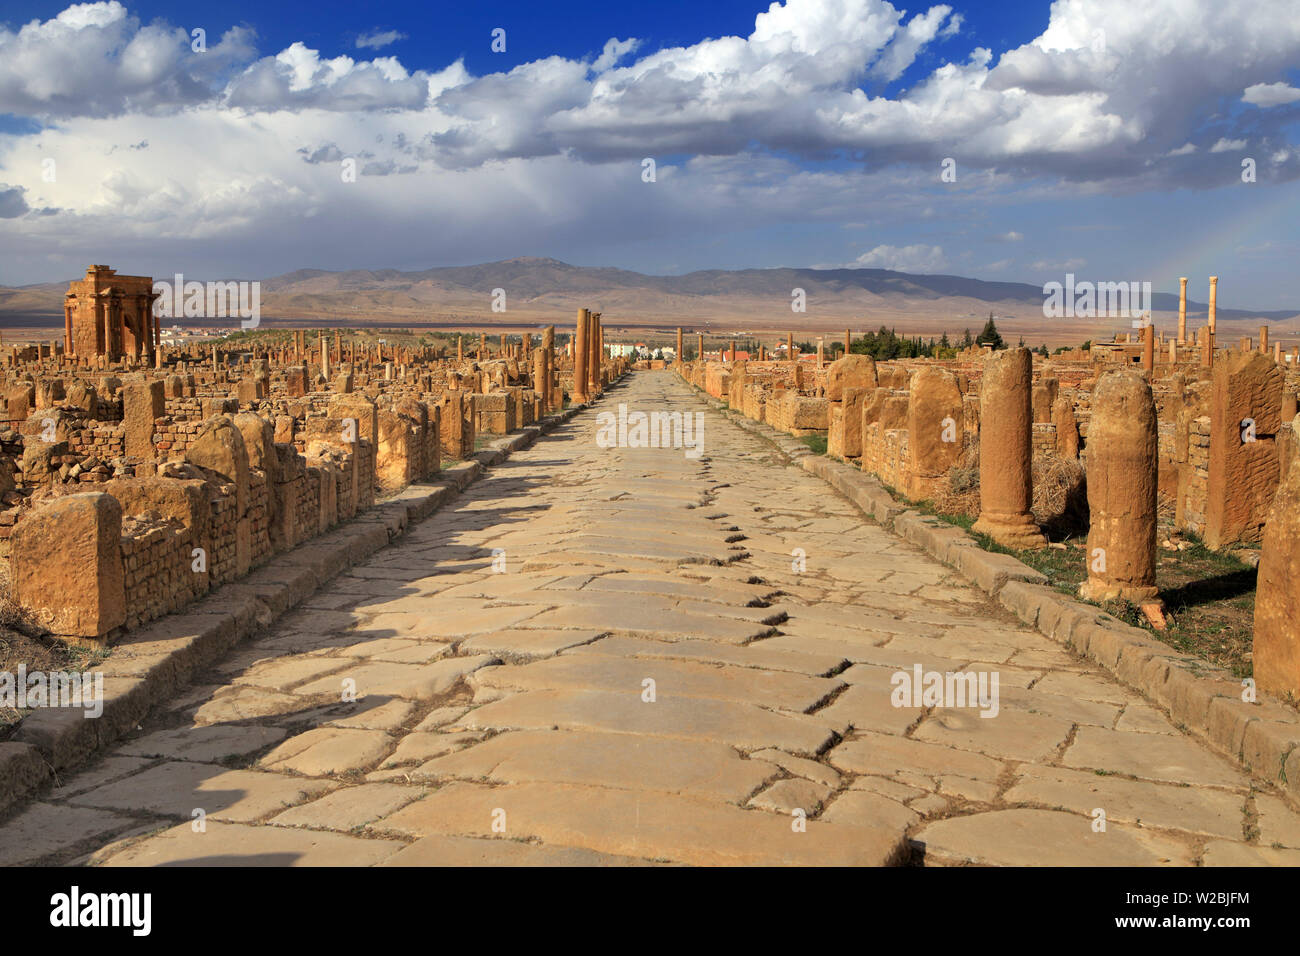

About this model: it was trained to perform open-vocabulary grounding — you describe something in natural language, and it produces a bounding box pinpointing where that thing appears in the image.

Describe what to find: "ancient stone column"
[532,347,547,412]
[697,334,704,362]
[844,329,851,355]
[787,332,794,363]
[676,327,683,366]
[1202,275,1218,367]
[1178,277,1187,344]
[542,325,556,411]
[573,309,589,404]
[1079,369,1160,605]
[1283,391,1297,421]
[587,312,601,397]
[1142,322,1154,373]
[1260,325,1269,355]
[972,347,1046,548]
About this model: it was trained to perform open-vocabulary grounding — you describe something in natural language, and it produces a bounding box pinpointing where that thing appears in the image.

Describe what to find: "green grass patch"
[799,434,828,455]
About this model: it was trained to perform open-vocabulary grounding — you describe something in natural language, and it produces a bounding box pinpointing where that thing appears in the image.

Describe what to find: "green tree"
[976,313,1005,350]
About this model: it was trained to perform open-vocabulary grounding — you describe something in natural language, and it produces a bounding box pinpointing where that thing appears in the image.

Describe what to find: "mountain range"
[2,258,1295,345]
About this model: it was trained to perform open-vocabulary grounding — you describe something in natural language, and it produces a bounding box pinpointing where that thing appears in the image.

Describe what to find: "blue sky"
[0,0,1297,308]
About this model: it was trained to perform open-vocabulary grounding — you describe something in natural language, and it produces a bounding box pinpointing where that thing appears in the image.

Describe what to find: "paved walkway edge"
[685,379,1300,806]
[0,385,620,816]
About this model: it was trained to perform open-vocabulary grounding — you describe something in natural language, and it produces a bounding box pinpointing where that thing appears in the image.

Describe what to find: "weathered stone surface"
[259,728,394,776]
[826,354,878,401]
[1080,369,1160,603]
[98,820,404,866]
[270,783,421,830]
[117,724,288,763]
[10,492,125,638]
[371,781,907,865]
[460,688,837,755]
[415,728,770,801]
[1254,426,1300,696]
[70,762,333,821]
[1206,351,1284,549]
[1063,727,1248,787]
[973,348,1046,549]
[915,809,1194,866]
[0,802,136,866]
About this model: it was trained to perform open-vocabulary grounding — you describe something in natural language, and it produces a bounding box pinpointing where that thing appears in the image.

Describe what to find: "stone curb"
[0,390,602,814]
[683,374,1300,804]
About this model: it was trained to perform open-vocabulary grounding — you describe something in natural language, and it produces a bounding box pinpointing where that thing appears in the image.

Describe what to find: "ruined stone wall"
[4,334,596,643]
[153,419,207,459]
[1178,417,1212,536]
[66,424,126,460]
[120,517,194,629]
[1031,423,1057,457]
[861,424,910,492]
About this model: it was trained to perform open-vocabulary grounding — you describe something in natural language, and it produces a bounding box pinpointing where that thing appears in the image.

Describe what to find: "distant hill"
[3,258,1296,345]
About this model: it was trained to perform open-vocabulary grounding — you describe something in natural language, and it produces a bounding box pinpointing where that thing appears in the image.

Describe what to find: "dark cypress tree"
[976,313,1005,350]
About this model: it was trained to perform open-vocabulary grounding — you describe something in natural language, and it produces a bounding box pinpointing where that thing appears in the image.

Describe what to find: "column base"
[1078,579,1161,605]
[972,512,1047,550]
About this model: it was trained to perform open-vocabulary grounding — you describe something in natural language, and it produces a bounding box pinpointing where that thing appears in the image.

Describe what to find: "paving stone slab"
[915,808,1195,866]
[370,781,907,866]
[69,762,334,822]
[415,728,771,802]
[96,820,405,866]
[459,688,837,756]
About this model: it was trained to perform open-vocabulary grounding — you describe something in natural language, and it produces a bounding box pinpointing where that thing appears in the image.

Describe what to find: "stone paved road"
[6,372,1300,866]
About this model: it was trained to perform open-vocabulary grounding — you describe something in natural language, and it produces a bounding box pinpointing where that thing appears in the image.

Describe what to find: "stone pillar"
[1253,421,1300,696]
[972,347,1046,549]
[10,493,126,640]
[1052,393,1079,459]
[573,309,589,404]
[787,332,794,363]
[676,327,683,366]
[1283,391,1297,421]
[1203,276,1218,367]
[1079,369,1160,605]
[122,379,164,460]
[697,334,704,363]
[905,367,964,500]
[844,329,851,355]
[542,325,556,412]
[1142,322,1154,373]
[1178,277,1187,344]
[1260,325,1269,355]
[1205,351,1284,549]
[588,312,601,397]
[64,303,73,355]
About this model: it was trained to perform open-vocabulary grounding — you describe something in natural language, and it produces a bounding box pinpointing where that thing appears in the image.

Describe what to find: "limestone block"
[826,354,878,401]
[11,493,126,639]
